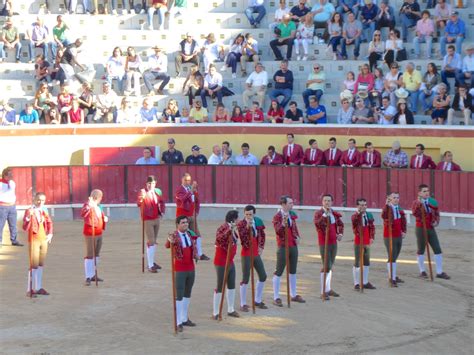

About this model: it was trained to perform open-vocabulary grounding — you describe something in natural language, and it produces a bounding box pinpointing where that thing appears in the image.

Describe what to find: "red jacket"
[409,154,436,169]
[175,185,200,217]
[381,204,406,238]
[137,187,166,220]
[165,230,198,272]
[303,148,325,165]
[435,161,462,171]
[23,208,53,242]
[244,109,264,122]
[314,209,344,245]
[260,153,285,165]
[351,212,375,245]
[282,144,304,165]
[359,150,382,168]
[237,218,265,257]
[323,148,342,166]
[412,198,440,229]
[341,149,361,167]
[273,211,300,248]
[81,203,107,237]
[214,223,237,267]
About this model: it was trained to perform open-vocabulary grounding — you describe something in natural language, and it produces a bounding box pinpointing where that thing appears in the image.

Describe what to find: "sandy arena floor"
[0,219,473,355]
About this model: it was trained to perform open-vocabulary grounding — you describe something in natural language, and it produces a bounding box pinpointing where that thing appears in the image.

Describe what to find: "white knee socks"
[417,254,426,272]
[196,237,203,256]
[352,266,359,286]
[147,245,155,268]
[213,291,221,317]
[240,283,248,307]
[182,297,190,323]
[256,281,265,303]
[434,254,443,274]
[272,275,281,300]
[226,289,236,313]
[363,266,369,285]
[289,273,297,298]
[175,300,183,325]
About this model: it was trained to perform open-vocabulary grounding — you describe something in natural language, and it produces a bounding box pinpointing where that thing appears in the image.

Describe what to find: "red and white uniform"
[435,161,462,171]
[409,154,436,170]
[23,208,53,242]
[411,199,440,230]
[166,230,198,272]
[314,208,344,246]
[237,219,265,257]
[351,212,374,246]
[272,211,300,248]
[381,204,406,238]
[175,185,200,217]
[341,148,361,167]
[260,152,284,165]
[137,188,166,220]
[81,203,107,237]
[282,143,304,165]
[213,223,238,267]
[303,148,325,165]
[359,149,382,168]
[323,148,342,166]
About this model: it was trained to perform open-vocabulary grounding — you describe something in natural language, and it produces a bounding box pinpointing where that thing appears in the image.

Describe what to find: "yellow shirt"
[189,107,209,123]
[402,70,422,91]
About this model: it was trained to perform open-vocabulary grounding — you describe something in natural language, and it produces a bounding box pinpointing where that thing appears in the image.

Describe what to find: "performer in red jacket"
[175,173,209,260]
[409,144,436,170]
[359,142,382,168]
[435,151,462,171]
[303,139,325,165]
[81,189,108,286]
[340,138,361,167]
[260,145,285,165]
[323,137,342,166]
[23,192,53,297]
[282,133,304,165]
[137,175,166,273]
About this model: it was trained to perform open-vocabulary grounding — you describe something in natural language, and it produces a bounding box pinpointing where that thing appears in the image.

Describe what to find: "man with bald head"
[208,145,223,165]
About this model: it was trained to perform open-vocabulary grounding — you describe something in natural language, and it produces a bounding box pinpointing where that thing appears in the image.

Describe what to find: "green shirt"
[53,25,67,42]
[174,0,187,6]
[277,21,296,38]
[2,26,18,43]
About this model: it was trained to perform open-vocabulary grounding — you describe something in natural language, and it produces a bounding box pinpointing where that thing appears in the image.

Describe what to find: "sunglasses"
[314,67,320,70]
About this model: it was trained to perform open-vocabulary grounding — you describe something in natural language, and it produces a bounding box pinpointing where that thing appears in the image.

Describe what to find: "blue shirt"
[444,19,466,37]
[360,4,378,21]
[442,53,462,70]
[135,157,159,165]
[0,108,16,125]
[19,109,39,124]
[311,3,335,23]
[140,107,159,122]
[307,105,327,124]
[273,69,294,90]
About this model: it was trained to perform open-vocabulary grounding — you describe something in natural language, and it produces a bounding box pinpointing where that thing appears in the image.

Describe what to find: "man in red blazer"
[409,144,436,170]
[323,137,342,166]
[303,139,325,165]
[340,138,361,167]
[436,151,462,171]
[359,142,382,168]
[261,145,285,165]
[282,133,304,165]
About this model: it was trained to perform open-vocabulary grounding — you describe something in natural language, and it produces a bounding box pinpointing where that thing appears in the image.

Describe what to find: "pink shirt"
[416,18,434,36]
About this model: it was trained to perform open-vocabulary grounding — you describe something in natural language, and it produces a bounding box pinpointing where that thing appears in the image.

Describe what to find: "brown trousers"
[145,218,161,246]
[84,237,103,258]
[31,238,48,268]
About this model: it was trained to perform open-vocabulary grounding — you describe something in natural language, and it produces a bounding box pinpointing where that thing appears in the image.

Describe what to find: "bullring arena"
[1,0,474,354]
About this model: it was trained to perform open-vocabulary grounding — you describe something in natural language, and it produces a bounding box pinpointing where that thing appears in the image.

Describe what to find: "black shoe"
[354,284,360,290]
[395,277,404,283]
[182,319,196,326]
[255,302,268,309]
[364,282,376,290]
[199,254,210,261]
[436,272,451,280]
[84,278,91,286]
[90,276,104,282]
[11,240,23,246]
[227,311,240,317]
[177,324,183,332]
[328,290,339,297]
[419,271,428,279]
[153,262,162,270]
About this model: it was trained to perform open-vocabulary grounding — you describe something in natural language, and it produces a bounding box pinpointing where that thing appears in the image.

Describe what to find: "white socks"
[240,283,248,307]
[196,238,203,256]
[320,272,325,294]
[434,254,443,274]
[36,266,43,290]
[27,268,38,292]
[175,300,183,325]
[213,291,222,317]
[417,254,426,272]
[363,266,369,285]
[353,266,369,285]
[147,245,155,268]
[84,258,95,278]
[256,281,265,303]
[227,289,236,313]
[182,297,190,323]
[272,275,281,300]
[326,270,332,292]
[352,266,359,286]
[289,274,297,298]
[387,262,397,280]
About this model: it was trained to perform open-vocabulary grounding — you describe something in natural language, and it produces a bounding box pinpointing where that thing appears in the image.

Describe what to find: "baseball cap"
[192,145,200,151]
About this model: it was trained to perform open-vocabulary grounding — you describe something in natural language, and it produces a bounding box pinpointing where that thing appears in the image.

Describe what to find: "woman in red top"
[57,84,73,122]
[80,189,108,286]
[212,210,240,320]
[67,98,84,124]
[230,105,245,122]
[354,64,375,96]
[212,103,229,123]
[267,100,285,123]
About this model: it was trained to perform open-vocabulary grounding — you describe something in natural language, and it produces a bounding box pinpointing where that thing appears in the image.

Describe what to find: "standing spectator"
[352,96,375,124]
[124,47,142,97]
[327,12,343,60]
[383,29,405,69]
[436,151,462,171]
[269,0,290,31]
[311,0,335,42]
[456,45,474,88]
[303,139,325,165]
[401,62,422,113]
[201,33,224,75]
[359,142,381,168]
[200,64,225,108]
[182,65,204,106]
[245,0,266,28]
[222,34,244,79]
[413,10,434,59]
[441,45,462,92]
[399,0,421,42]
[447,85,472,125]
[147,0,168,31]
[161,138,184,164]
[284,101,304,123]
[270,14,296,61]
[267,100,285,123]
[306,96,327,124]
[368,30,385,72]
[261,146,285,165]
[383,141,409,168]
[243,62,268,109]
[294,13,314,61]
[212,103,229,123]
[431,83,451,124]
[360,0,378,43]
[282,133,304,165]
[410,144,436,169]
[337,97,355,124]
[269,60,294,108]
[393,99,415,124]
[19,104,40,125]
[208,145,223,165]
[189,98,209,123]
[105,47,125,95]
[241,33,260,76]
[51,15,70,62]
[375,96,397,124]
[56,39,88,86]
[26,17,51,64]
[145,46,170,95]
[341,12,362,60]
[324,137,342,166]
[245,102,265,123]
[0,17,21,63]
[0,168,22,246]
[235,143,259,165]
[419,62,441,114]
[341,138,361,167]
[94,82,118,123]
[136,147,158,165]
[185,146,208,165]
[434,0,451,35]
[302,63,325,109]
[67,98,84,125]
[440,11,465,57]
[175,33,200,77]
[139,97,160,123]
[290,0,311,24]
[375,0,395,32]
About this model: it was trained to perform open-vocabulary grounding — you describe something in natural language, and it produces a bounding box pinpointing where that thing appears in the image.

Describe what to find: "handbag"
[396,48,407,62]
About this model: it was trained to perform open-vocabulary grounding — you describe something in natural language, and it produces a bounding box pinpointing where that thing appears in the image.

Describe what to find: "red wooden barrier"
[434,171,474,214]
[127,165,170,203]
[346,168,387,209]
[90,166,126,204]
[215,166,257,204]
[35,167,70,204]
[302,167,344,206]
[171,165,214,203]
[389,169,432,209]
[89,147,151,165]
[10,167,32,206]
[259,166,300,205]
[71,166,89,204]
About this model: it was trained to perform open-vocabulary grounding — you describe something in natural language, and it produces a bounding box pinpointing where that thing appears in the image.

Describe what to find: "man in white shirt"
[0,168,22,246]
[136,147,159,165]
[269,0,291,30]
[144,45,171,95]
[376,96,397,124]
[208,145,223,165]
[456,44,474,89]
[235,143,259,165]
[200,64,224,108]
[242,62,268,109]
[94,82,118,123]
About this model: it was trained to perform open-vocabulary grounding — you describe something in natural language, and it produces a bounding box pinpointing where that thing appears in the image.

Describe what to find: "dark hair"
[329,137,337,143]
[232,33,245,45]
[443,150,452,157]
[393,29,401,39]
[330,11,343,26]
[280,195,291,205]
[34,192,46,199]
[309,139,316,145]
[364,141,372,148]
[225,210,239,223]
[289,101,297,107]
[418,183,429,191]
[322,194,333,201]
[144,146,152,153]
[252,101,260,107]
[241,143,250,149]
[421,10,430,17]
[222,141,230,146]
[348,138,356,144]
[356,198,366,205]
[426,62,438,75]
[448,45,455,51]
[287,133,294,138]
[176,215,189,225]
[146,175,156,183]
[416,143,425,151]
[244,205,256,213]
[268,145,276,152]
[231,105,243,118]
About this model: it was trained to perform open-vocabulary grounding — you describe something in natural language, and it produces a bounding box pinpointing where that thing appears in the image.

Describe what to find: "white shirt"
[204,72,223,88]
[415,154,424,168]
[366,152,373,165]
[378,105,397,125]
[348,148,355,160]
[275,7,290,21]
[462,54,474,72]
[184,41,199,55]
[309,149,316,161]
[148,53,168,73]
[179,232,192,247]
[246,70,268,87]
[235,153,259,165]
[390,204,401,219]
[248,0,264,6]
[443,162,452,171]
[107,56,125,77]
[97,90,118,109]
[0,179,16,204]
[208,153,223,165]
[287,143,294,156]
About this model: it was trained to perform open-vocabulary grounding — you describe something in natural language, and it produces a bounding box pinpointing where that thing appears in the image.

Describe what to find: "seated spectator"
[294,13,314,61]
[282,133,304,165]
[440,11,465,57]
[447,85,472,125]
[241,33,260,76]
[267,100,285,123]
[413,10,434,59]
[77,82,96,123]
[441,44,462,93]
[26,17,51,64]
[434,0,451,35]
[56,38,91,86]
[311,0,335,42]
[0,98,17,126]
[161,138,184,164]
[284,101,304,123]
[162,99,181,123]
[208,145,223,165]
[175,33,200,77]
[105,47,125,95]
[167,0,188,29]
[368,30,385,72]
[57,84,73,122]
[235,143,259,165]
[324,137,342,166]
[245,0,266,28]
[375,0,395,32]
[383,140,409,168]
[222,34,244,79]
[34,54,51,86]
[179,107,190,123]
[230,106,245,122]
[342,71,356,93]
[303,139,325,165]
[144,45,171,96]
[360,0,378,42]
[393,99,415,124]
[0,17,21,63]
[399,0,421,42]
[200,64,226,108]
[47,107,61,125]
[307,96,327,124]
[290,0,311,24]
[182,64,204,106]
[436,151,462,171]
[222,148,237,165]
[243,62,268,110]
[401,62,422,113]
[359,141,381,168]
[354,64,375,98]
[33,83,54,124]
[341,138,361,167]
[370,67,384,107]
[201,33,224,74]
[337,97,355,124]
[147,0,167,31]
[269,60,293,108]
[341,12,362,60]
[352,95,375,124]
[185,145,208,165]
[327,12,343,60]
[245,101,265,123]
[124,46,142,97]
[270,14,296,61]
[431,83,451,124]
[51,15,70,62]
[410,143,436,169]
[419,62,441,114]
[375,96,397,124]
[383,29,406,69]
[67,99,84,124]
[189,98,209,123]
[116,97,140,124]
[383,62,403,106]
[139,97,160,123]
[19,104,40,125]
[94,82,118,123]
[1,0,14,17]
[269,0,290,30]
[260,145,285,165]
[50,47,64,84]
[212,103,230,123]
[456,45,474,89]
[302,63,325,109]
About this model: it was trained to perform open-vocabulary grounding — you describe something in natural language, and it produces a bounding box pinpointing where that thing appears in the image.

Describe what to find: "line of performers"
[23,174,450,334]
